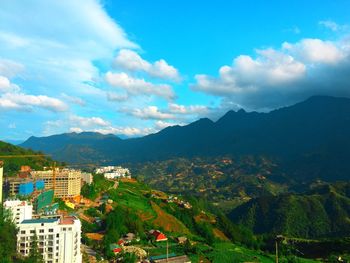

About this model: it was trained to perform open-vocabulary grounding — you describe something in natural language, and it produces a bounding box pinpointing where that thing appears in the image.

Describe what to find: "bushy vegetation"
[0,141,55,176]
[230,182,350,239]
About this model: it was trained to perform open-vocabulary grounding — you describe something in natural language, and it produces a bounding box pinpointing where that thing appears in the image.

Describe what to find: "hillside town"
[0,162,192,263]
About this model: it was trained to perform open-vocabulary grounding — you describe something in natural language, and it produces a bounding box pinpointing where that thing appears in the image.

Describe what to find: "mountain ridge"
[20,95,350,181]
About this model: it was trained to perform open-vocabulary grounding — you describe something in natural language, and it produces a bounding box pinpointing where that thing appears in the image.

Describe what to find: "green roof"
[21,218,57,224]
[109,243,121,250]
[150,253,177,260]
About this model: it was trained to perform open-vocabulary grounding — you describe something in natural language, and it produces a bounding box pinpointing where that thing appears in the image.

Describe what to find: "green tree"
[26,233,43,263]
[0,205,17,262]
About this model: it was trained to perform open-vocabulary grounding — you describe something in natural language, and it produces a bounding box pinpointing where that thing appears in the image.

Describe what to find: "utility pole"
[275,235,284,263]
[275,239,278,263]
[166,239,169,262]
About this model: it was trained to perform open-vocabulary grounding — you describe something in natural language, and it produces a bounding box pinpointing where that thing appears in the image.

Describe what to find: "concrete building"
[3,199,33,224]
[81,172,93,184]
[31,169,81,198]
[96,166,131,179]
[6,177,33,196]
[17,216,82,263]
[0,161,3,203]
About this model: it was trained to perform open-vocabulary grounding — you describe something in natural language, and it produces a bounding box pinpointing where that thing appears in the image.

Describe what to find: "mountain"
[229,182,350,239]
[20,96,350,181]
[0,140,55,176]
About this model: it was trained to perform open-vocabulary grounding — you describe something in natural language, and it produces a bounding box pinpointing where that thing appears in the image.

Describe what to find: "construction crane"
[0,154,51,203]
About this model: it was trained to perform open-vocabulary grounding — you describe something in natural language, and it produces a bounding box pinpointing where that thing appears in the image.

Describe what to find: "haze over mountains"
[21,95,350,182]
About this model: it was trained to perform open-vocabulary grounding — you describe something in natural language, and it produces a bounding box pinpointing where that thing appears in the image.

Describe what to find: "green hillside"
[79,178,322,262]
[0,140,55,176]
[229,182,350,239]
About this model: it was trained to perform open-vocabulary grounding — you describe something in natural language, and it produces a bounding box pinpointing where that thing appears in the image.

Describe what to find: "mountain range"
[20,95,350,182]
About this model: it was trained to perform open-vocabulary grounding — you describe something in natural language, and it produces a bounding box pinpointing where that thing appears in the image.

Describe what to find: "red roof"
[152,230,167,241]
[113,248,122,253]
[117,239,125,245]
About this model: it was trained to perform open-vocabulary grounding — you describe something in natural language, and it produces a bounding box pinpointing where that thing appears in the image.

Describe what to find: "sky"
[1,0,350,141]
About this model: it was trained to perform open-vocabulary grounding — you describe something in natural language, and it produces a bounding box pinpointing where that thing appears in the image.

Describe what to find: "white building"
[81,172,93,184]
[96,166,131,179]
[0,161,3,203]
[3,199,33,224]
[17,216,82,263]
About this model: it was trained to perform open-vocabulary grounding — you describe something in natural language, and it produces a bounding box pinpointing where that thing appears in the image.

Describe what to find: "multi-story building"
[3,199,33,224]
[17,216,82,263]
[96,166,131,179]
[0,161,3,203]
[31,169,81,198]
[81,172,93,185]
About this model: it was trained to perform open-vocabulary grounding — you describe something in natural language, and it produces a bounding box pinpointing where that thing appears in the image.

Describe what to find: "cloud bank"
[192,36,350,111]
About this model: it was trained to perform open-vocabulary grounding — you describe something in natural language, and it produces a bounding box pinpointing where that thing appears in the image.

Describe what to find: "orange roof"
[59,216,75,225]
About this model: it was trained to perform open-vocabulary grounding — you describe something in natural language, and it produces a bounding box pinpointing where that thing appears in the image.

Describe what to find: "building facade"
[96,166,131,179]
[3,199,33,224]
[31,169,81,198]
[17,216,82,263]
[0,162,3,203]
[81,172,93,184]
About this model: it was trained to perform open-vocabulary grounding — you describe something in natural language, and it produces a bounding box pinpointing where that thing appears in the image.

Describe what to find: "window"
[49,228,54,233]
[30,230,35,234]
[39,229,44,233]
[20,230,26,234]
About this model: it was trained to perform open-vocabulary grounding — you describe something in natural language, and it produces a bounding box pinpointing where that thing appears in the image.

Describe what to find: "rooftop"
[21,218,58,224]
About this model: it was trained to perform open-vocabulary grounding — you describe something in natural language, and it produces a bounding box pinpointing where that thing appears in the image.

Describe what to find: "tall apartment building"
[3,199,33,224]
[0,161,3,203]
[17,216,82,263]
[81,172,93,185]
[31,169,81,198]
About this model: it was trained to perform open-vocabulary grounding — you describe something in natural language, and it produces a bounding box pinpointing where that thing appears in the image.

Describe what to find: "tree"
[26,233,43,263]
[0,205,17,262]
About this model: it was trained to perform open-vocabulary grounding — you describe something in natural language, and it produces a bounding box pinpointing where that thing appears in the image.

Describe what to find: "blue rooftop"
[21,218,58,224]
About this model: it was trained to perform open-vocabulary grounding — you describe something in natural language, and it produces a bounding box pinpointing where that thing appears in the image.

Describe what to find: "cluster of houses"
[166,195,192,209]
[108,229,191,263]
[95,165,131,180]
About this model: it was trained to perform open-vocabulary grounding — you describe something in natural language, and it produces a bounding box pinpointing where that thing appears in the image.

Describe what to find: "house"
[176,236,188,244]
[110,243,122,254]
[149,230,168,242]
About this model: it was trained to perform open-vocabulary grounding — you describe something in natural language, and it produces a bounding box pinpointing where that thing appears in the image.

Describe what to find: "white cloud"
[114,49,181,81]
[0,0,137,113]
[192,36,350,110]
[193,48,306,97]
[154,120,181,130]
[319,20,342,32]
[8,123,16,129]
[69,115,110,128]
[69,127,83,133]
[283,38,344,64]
[94,126,153,136]
[61,93,85,106]
[106,92,129,102]
[105,72,175,100]
[0,92,68,112]
[168,103,209,115]
[0,59,24,78]
[126,106,175,120]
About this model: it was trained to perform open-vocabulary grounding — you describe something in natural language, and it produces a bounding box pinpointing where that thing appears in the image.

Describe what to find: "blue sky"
[1,0,350,141]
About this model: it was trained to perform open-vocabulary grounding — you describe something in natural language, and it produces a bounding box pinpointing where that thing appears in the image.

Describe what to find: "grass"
[205,243,322,263]
[108,181,156,220]
[151,201,191,234]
